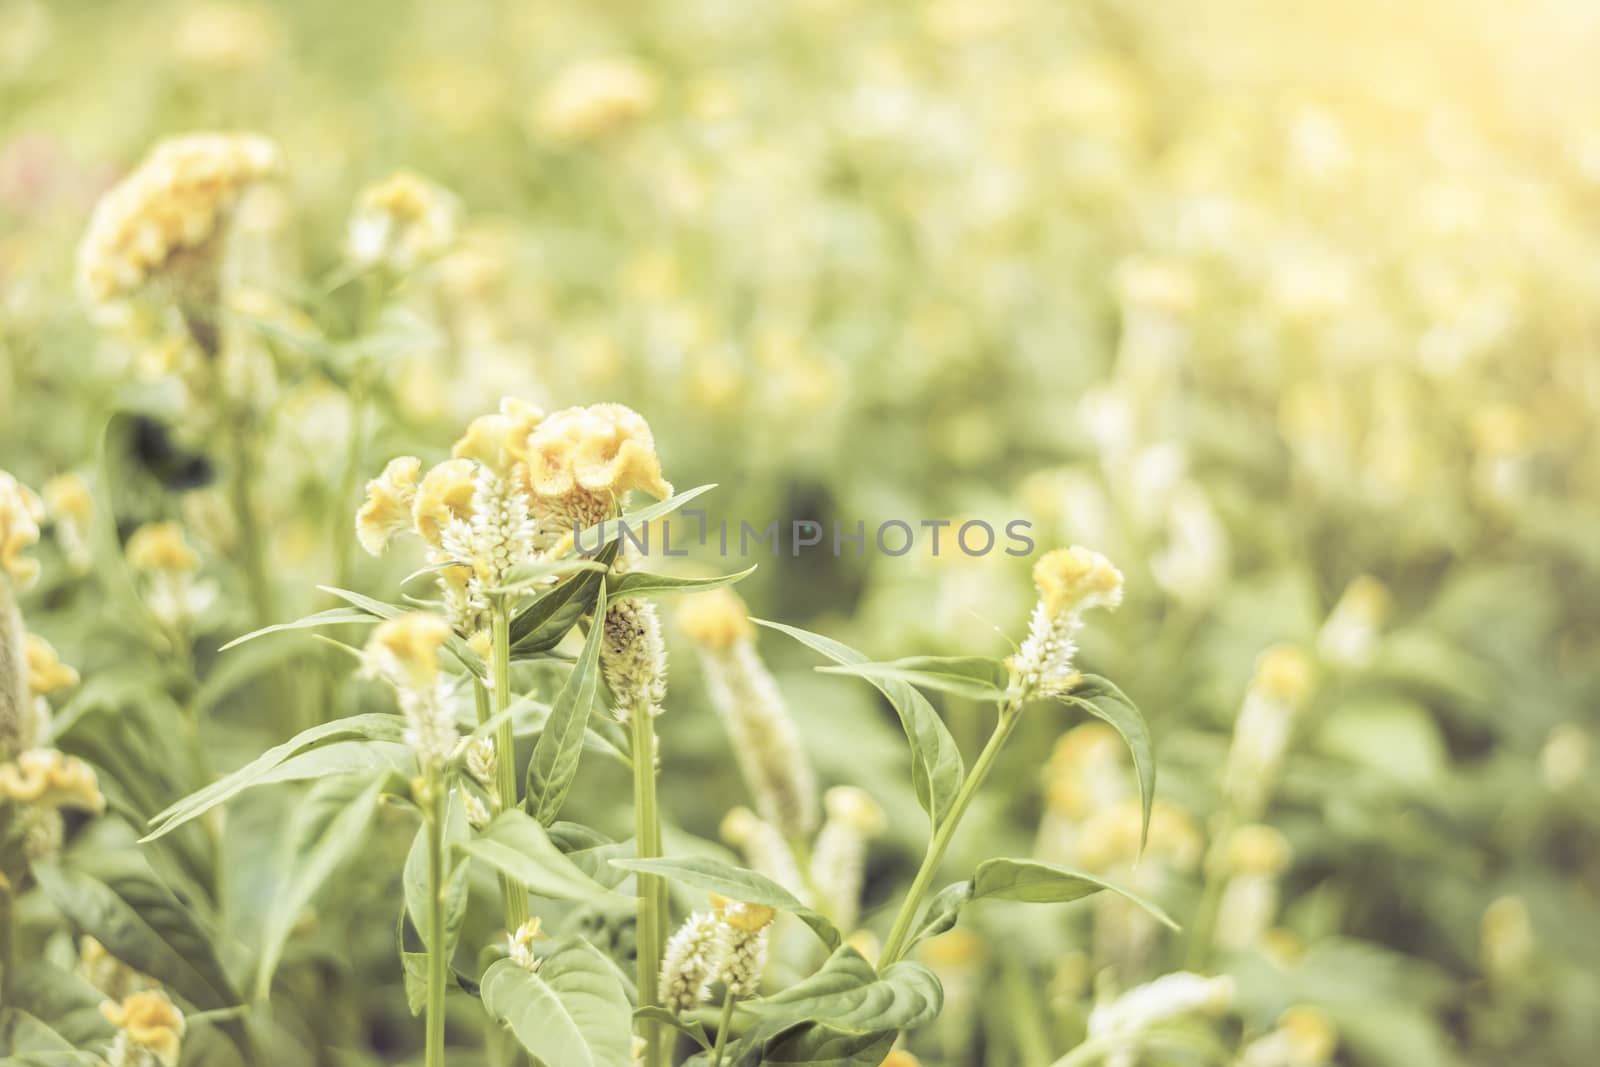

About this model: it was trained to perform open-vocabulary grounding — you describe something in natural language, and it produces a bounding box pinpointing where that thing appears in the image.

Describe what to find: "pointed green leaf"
[510,539,620,653]
[633,1006,712,1052]
[753,620,964,828]
[610,856,840,950]
[1057,674,1155,850]
[743,947,941,1032]
[818,655,1009,702]
[528,579,607,823]
[218,607,379,651]
[403,792,471,958]
[970,858,1178,929]
[459,810,619,902]
[142,714,408,842]
[481,938,633,1067]
[255,772,395,998]
[910,881,974,949]
[606,564,757,601]
[317,585,487,676]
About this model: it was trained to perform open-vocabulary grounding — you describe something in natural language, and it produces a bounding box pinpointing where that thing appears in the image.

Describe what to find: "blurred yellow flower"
[0,471,44,588]
[125,522,200,574]
[24,634,77,696]
[0,748,106,813]
[101,989,185,1067]
[534,57,660,141]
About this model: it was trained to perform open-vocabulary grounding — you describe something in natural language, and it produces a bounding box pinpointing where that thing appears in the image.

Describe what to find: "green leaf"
[255,772,396,998]
[633,1006,712,1052]
[577,483,718,552]
[757,1021,899,1066]
[3,964,112,1048]
[970,858,1178,929]
[605,564,757,601]
[481,938,633,1067]
[142,714,408,842]
[753,620,964,828]
[743,947,941,1032]
[488,558,609,596]
[317,585,487,676]
[818,655,1009,702]
[218,607,379,651]
[404,791,472,957]
[458,810,620,902]
[1057,674,1155,850]
[32,862,241,1014]
[910,881,973,948]
[548,823,633,890]
[510,539,620,653]
[610,856,840,951]
[527,578,607,824]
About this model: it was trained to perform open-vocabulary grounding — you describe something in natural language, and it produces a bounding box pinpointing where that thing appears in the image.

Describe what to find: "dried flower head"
[535,58,659,141]
[346,171,460,271]
[356,455,421,556]
[0,748,106,813]
[24,634,78,696]
[101,989,186,1067]
[125,522,200,574]
[77,132,279,312]
[0,470,44,588]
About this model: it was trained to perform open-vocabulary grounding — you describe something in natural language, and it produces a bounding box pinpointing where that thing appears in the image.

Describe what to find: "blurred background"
[3,1,1599,1064]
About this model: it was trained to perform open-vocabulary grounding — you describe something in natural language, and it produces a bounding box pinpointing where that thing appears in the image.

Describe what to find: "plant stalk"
[228,417,275,631]
[878,700,1022,969]
[630,705,665,1067]
[490,599,528,930]
[425,769,448,1067]
[710,988,736,1067]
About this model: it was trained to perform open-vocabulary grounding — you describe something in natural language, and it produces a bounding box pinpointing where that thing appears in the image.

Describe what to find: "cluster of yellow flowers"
[76,132,280,312]
[345,171,460,271]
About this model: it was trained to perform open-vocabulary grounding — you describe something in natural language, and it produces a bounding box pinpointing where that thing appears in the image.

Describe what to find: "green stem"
[228,417,275,631]
[1048,1035,1114,1067]
[878,700,1022,969]
[331,380,369,596]
[630,705,665,1067]
[1183,809,1238,971]
[710,989,736,1067]
[491,599,528,931]
[425,770,448,1067]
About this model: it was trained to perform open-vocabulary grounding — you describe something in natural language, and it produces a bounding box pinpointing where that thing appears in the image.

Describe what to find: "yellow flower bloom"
[24,634,78,696]
[42,473,92,526]
[364,613,451,691]
[710,893,777,933]
[345,171,460,271]
[0,471,44,588]
[1225,824,1292,876]
[356,456,422,557]
[101,989,185,1067]
[1252,645,1315,708]
[534,57,659,141]
[77,132,279,310]
[125,522,200,574]
[1033,546,1124,618]
[412,459,478,548]
[453,397,545,474]
[522,403,673,502]
[676,587,754,651]
[0,748,106,813]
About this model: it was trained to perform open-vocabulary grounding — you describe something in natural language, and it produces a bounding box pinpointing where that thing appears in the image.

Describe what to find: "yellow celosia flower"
[364,613,450,691]
[1226,824,1292,876]
[42,473,91,527]
[676,587,754,651]
[346,171,460,271]
[880,1052,921,1067]
[412,459,478,548]
[24,634,77,696]
[356,456,421,557]
[0,748,106,813]
[534,57,659,141]
[452,397,545,474]
[822,785,887,836]
[1251,645,1315,708]
[710,893,777,933]
[101,989,185,1067]
[77,132,279,310]
[1033,546,1124,618]
[1073,798,1201,873]
[521,403,673,502]
[0,471,44,588]
[125,522,200,574]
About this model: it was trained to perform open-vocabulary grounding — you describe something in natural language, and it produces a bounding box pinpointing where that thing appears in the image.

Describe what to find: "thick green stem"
[425,771,448,1067]
[878,701,1022,969]
[630,706,665,1067]
[490,600,529,931]
[710,988,736,1067]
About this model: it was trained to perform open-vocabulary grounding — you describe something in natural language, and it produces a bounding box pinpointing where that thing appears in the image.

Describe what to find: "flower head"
[356,455,421,556]
[0,748,106,813]
[1226,824,1292,876]
[0,471,44,588]
[25,634,78,696]
[77,132,279,312]
[507,917,544,971]
[364,613,450,691]
[535,58,659,141]
[101,989,186,1067]
[1011,545,1123,698]
[677,587,755,651]
[453,397,544,476]
[1033,546,1125,617]
[125,522,200,574]
[412,458,478,548]
[345,171,460,271]
[42,472,92,527]
[522,403,672,502]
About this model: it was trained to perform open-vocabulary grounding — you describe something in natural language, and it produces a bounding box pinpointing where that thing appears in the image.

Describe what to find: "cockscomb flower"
[345,171,460,271]
[522,403,672,521]
[534,57,660,141]
[101,989,186,1067]
[1215,824,1292,952]
[679,588,817,840]
[452,397,544,476]
[362,613,458,766]
[1240,1006,1338,1067]
[25,634,78,696]
[356,456,421,556]
[125,522,212,627]
[1223,644,1315,818]
[507,917,544,972]
[411,457,478,549]
[43,472,93,573]
[810,786,886,932]
[77,132,279,315]
[0,748,106,813]
[0,470,45,589]
[1010,546,1124,699]
[710,894,776,998]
